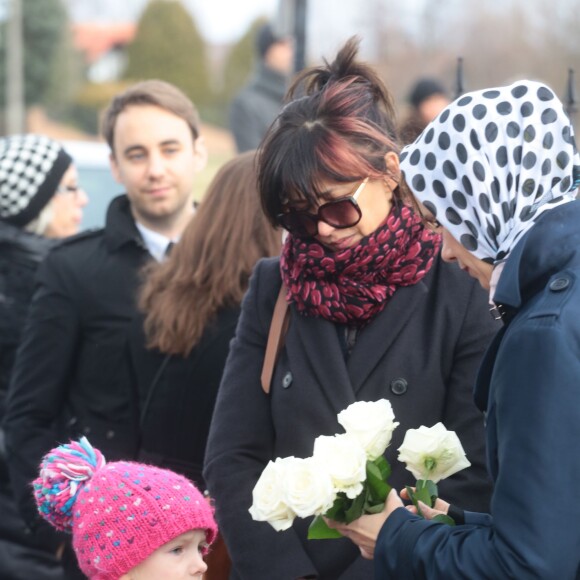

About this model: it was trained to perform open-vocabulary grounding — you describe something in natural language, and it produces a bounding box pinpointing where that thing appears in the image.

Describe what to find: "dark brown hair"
[139,151,281,356]
[101,80,201,154]
[258,37,414,226]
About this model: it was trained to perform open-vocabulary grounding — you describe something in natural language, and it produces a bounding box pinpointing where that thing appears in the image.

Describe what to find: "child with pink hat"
[33,437,217,579]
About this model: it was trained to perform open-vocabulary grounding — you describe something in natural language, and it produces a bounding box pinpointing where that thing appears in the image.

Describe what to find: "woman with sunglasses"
[326,80,580,579]
[204,39,497,580]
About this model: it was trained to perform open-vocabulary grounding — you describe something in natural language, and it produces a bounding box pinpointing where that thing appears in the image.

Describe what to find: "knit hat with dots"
[0,134,72,227]
[34,438,217,580]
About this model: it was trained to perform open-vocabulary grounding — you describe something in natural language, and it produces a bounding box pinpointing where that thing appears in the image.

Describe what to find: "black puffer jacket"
[4,195,151,531]
[0,221,65,580]
[0,222,55,480]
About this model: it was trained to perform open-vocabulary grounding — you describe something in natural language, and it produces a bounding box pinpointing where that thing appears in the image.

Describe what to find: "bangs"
[259,123,385,221]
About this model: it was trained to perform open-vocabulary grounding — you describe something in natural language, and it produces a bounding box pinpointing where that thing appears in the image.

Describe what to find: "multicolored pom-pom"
[33,437,107,531]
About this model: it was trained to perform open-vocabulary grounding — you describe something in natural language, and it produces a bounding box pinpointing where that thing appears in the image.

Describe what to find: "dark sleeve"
[3,251,81,530]
[375,322,580,579]
[204,262,318,579]
[229,95,265,154]
[436,279,496,512]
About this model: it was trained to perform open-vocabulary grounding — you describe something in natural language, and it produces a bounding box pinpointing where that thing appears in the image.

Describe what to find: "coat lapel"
[347,279,429,393]
[290,306,356,417]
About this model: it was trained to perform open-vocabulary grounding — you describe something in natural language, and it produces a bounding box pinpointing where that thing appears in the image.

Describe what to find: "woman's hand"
[325,488,404,559]
[400,487,450,519]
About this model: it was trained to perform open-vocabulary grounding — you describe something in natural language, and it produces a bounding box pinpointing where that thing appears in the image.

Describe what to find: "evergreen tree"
[124,0,211,108]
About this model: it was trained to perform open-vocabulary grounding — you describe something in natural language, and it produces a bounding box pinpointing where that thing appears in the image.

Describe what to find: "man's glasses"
[277,177,370,238]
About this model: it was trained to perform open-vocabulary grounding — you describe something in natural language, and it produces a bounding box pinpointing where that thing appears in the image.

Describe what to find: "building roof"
[72,23,136,63]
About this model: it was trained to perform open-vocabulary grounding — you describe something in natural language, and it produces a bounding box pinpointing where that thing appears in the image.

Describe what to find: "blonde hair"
[24,202,54,236]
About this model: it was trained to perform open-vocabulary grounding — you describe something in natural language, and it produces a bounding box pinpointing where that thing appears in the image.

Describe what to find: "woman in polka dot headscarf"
[329,81,580,578]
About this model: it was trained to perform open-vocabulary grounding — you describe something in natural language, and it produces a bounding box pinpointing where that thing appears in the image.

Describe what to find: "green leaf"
[344,490,366,523]
[366,461,391,502]
[324,495,349,523]
[364,501,387,514]
[432,514,456,526]
[414,480,434,508]
[373,456,392,481]
[308,516,343,539]
[423,480,439,505]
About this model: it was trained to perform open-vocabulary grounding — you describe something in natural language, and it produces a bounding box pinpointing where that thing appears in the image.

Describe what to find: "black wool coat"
[128,306,241,490]
[204,255,499,580]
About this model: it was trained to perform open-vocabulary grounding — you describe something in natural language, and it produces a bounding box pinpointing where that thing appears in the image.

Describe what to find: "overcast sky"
[62,0,400,62]
[65,0,280,43]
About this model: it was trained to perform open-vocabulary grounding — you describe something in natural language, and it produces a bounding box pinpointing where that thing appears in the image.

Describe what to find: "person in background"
[131,149,281,490]
[34,437,217,580]
[230,22,294,152]
[399,77,450,144]
[329,80,580,579]
[0,134,88,580]
[204,38,497,580]
[3,80,207,579]
[130,150,281,580]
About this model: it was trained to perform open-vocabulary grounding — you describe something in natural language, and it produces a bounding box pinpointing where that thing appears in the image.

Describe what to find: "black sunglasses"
[277,178,370,237]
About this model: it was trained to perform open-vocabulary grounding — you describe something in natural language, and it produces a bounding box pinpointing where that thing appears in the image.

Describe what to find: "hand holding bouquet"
[397,422,471,525]
[250,399,399,538]
[249,400,471,538]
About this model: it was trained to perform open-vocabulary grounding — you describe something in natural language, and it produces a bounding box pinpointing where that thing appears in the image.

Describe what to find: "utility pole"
[454,57,464,99]
[5,0,25,134]
[293,0,307,73]
[276,0,308,74]
[565,68,577,119]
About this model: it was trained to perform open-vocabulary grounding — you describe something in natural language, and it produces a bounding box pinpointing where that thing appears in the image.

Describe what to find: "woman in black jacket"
[203,38,499,580]
[129,150,281,489]
[0,134,87,580]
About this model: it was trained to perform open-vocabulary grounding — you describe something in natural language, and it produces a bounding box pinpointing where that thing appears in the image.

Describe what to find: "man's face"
[110,104,206,230]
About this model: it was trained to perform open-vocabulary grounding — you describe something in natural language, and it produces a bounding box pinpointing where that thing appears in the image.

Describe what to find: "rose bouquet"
[397,422,471,525]
[249,399,399,539]
[249,402,472,537]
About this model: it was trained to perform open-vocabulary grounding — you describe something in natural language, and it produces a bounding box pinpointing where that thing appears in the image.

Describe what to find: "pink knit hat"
[33,437,217,580]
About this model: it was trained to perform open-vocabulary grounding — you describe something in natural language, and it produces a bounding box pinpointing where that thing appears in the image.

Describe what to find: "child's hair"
[34,437,217,580]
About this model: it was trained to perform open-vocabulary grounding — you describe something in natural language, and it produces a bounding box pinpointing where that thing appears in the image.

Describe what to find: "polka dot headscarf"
[400,80,580,263]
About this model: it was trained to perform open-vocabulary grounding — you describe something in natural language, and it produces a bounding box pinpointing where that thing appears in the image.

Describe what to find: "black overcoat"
[204,255,498,580]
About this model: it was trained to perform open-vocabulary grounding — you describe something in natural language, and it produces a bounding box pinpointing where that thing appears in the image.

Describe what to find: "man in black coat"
[3,80,207,578]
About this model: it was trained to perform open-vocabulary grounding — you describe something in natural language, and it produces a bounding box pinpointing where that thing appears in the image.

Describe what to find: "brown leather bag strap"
[260,283,290,394]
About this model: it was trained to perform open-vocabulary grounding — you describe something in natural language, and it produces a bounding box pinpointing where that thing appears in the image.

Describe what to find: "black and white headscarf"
[400,80,580,263]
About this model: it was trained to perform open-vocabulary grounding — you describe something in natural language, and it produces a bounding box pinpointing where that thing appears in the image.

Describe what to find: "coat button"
[390,378,408,395]
[83,426,91,434]
[549,277,569,292]
[106,430,115,439]
[282,371,293,388]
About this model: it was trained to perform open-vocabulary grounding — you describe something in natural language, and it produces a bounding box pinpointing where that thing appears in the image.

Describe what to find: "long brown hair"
[140,151,281,356]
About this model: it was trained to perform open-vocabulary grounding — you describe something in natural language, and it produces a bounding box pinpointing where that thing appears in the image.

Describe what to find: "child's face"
[120,529,208,579]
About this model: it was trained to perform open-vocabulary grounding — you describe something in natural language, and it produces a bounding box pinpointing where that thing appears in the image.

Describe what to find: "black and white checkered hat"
[0,134,72,227]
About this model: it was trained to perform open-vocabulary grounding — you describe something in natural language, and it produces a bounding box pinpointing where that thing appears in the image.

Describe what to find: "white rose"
[249,458,296,531]
[313,434,367,499]
[281,457,336,518]
[397,422,471,483]
[337,399,399,460]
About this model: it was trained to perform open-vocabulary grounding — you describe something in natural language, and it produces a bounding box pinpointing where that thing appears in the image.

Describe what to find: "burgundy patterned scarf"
[280,203,441,326]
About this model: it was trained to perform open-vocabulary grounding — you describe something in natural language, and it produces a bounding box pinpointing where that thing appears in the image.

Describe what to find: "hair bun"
[33,437,106,531]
